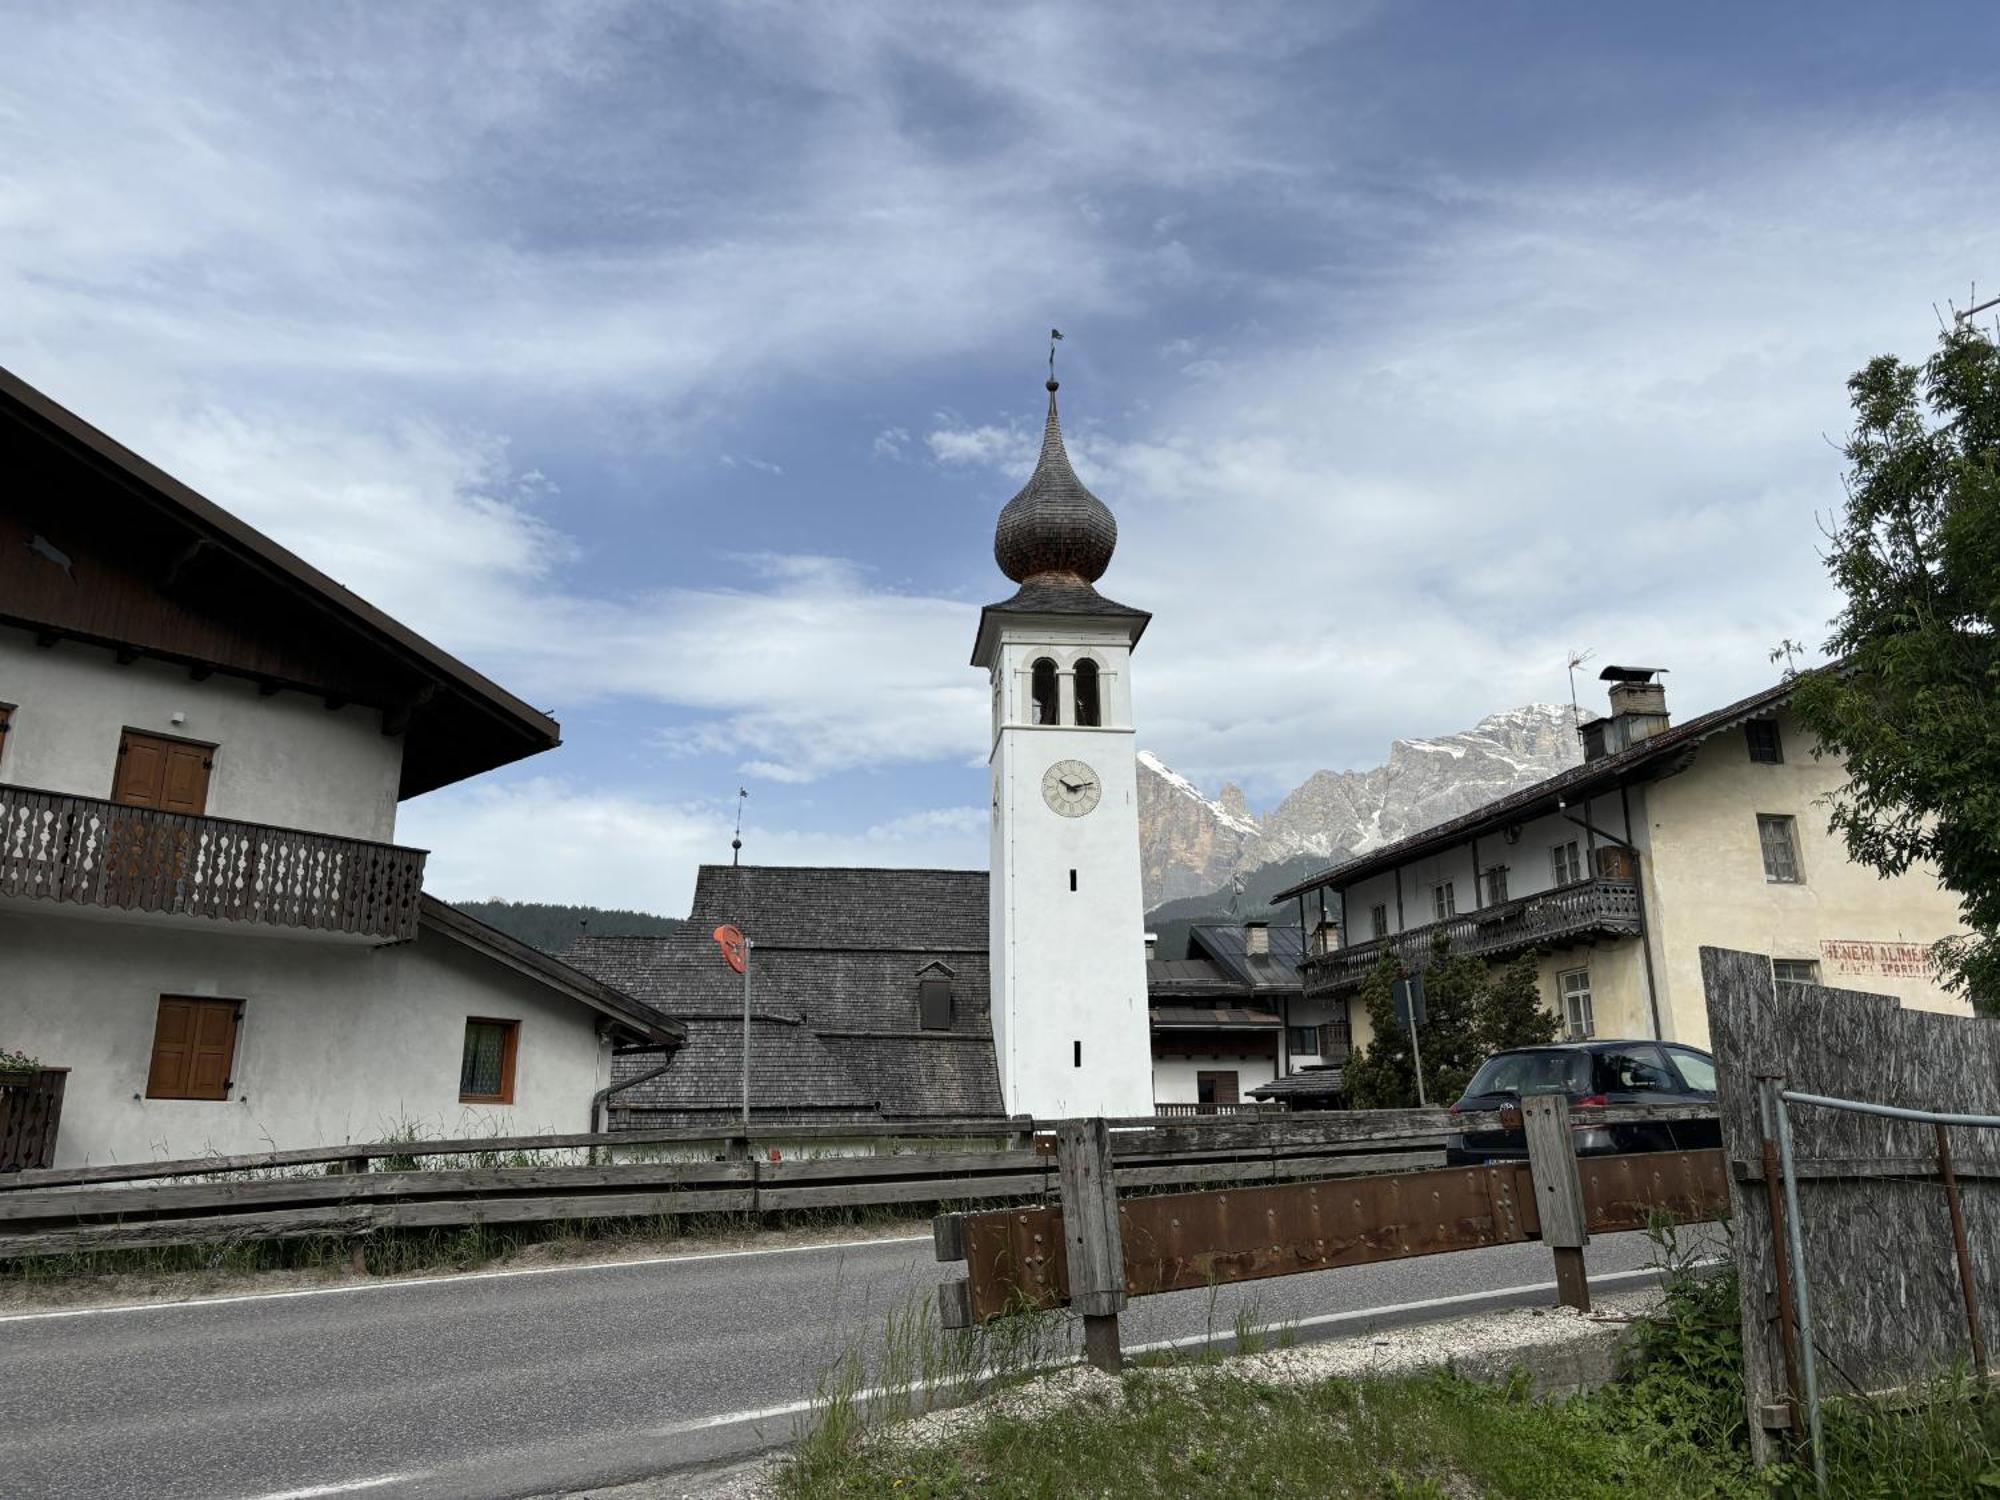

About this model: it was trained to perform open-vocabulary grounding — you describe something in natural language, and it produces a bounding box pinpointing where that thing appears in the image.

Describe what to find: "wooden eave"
[1,368,561,798]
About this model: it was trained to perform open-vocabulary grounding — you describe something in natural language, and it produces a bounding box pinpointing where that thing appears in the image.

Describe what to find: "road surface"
[0,1227,1696,1500]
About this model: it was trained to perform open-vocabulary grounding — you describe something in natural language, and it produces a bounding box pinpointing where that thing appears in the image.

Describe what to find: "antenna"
[1565,648,1595,730]
[1953,286,1999,326]
[731,787,747,866]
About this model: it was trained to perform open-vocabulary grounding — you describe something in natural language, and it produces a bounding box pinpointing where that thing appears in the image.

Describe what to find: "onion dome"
[994,380,1116,584]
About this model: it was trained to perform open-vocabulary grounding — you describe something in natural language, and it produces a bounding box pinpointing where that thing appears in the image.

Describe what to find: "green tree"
[1343,946,1561,1109]
[1790,324,2000,1014]
[1342,954,1413,1109]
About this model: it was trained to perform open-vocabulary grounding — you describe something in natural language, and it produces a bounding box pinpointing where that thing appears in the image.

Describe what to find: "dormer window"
[1074,659,1101,727]
[917,961,956,1030]
[1030,658,1059,725]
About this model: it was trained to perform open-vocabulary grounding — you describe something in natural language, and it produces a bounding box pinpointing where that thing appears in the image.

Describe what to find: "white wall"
[4,907,612,1165]
[988,623,1153,1118]
[0,625,403,842]
[1152,1052,1277,1105]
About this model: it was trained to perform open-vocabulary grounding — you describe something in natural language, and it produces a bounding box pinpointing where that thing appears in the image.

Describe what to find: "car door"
[1661,1045,1722,1150]
[1590,1043,1694,1151]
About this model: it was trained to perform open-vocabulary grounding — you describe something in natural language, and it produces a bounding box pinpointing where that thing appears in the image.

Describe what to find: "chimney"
[1144,931,1158,960]
[1587,665,1670,760]
[1244,920,1269,958]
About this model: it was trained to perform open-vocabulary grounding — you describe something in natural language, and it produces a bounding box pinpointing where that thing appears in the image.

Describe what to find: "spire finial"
[731,787,747,866]
[1048,327,1062,391]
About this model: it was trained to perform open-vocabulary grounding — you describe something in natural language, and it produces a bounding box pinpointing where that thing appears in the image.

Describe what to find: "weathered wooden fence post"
[1056,1117,1126,1373]
[1522,1094,1590,1311]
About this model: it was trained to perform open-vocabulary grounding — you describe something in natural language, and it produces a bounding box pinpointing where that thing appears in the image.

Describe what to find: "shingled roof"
[565,865,1004,1124]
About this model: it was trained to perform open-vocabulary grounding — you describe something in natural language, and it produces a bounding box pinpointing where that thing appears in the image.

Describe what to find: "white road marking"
[0,1232,931,1323]
[642,1264,1682,1438]
[239,1475,414,1500]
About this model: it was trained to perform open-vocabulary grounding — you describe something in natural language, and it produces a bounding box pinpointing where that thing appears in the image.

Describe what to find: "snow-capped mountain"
[1136,704,1583,907]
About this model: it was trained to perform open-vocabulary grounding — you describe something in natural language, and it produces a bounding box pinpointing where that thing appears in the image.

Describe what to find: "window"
[1318,1010,1353,1061]
[1073,659,1101,727]
[1195,1070,1239,1108]
[1287,1025,1319,1057]
[1432,881,1456,921]
[146,996,240,1100]
[1369,903,1389,939]
[1758,814,1802,883]
[1030,658,1059,725]
[1482,865,1509,905]
[1665,1046,1718,1095]
[1746,720,1784,764]
[113,729,213,813]
[1772,958,1821,986]
[1590,1044,1677,1095]
[1558,969,1595,1039]
[918,967,954,1030]
[0,702,12,778]
[1550,840,1583,886]
[459,1018,519,1104]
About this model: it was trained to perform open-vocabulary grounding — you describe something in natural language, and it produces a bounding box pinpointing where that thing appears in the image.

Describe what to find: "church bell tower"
[972,371,1154,1119]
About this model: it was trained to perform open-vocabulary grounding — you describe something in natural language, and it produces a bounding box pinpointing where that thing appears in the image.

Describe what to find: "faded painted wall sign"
[1821,938,1935,979]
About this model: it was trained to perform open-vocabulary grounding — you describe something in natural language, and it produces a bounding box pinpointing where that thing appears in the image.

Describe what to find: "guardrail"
[933,1099,1728,1371]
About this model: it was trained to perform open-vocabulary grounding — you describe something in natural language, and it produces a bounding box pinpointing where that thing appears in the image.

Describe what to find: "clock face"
[1042,759,1101,818]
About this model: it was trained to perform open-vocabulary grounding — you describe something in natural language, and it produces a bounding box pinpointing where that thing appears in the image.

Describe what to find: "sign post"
[1393,974,1429,1108]
[713,924,751,1129]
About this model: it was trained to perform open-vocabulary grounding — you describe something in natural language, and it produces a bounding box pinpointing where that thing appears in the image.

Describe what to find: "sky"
[4,2,1996,916]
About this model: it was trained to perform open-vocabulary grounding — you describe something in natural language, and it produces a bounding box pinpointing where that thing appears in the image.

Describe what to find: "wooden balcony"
[1302,877,1642,994]
[0,784,425,942]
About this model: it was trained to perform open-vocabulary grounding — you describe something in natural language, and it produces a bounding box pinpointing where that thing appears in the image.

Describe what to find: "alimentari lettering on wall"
[1821,939,1935,980]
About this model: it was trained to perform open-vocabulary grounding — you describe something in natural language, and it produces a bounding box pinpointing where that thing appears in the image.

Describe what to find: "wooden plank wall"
[1702,946,2000,1464]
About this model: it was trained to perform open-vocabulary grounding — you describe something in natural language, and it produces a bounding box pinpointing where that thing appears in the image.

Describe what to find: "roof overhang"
[419,896,685,1049]
[970,596,1151,668]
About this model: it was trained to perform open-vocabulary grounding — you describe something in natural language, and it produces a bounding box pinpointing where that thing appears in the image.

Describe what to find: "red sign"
[712,924,747,974]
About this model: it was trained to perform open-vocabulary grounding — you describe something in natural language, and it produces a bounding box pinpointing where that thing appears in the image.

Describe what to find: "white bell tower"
[972,373,1154,1119]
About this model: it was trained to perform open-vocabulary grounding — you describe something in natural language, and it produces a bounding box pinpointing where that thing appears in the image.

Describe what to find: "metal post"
[1934,1122,1988,1381]
[1755,1080,1803,1436]
[1771,1081,1826,1494]
[741,937,753,1132]
[1408,1015,1427,1109]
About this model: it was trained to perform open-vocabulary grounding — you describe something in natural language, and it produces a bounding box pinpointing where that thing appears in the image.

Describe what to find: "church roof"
[994,381,1117,585]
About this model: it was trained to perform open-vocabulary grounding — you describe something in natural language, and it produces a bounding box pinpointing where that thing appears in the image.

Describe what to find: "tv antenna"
[731,787,748,866]
[1565,649,1595,730]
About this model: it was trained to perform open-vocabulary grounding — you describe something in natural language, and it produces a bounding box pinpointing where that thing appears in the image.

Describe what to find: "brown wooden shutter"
[114,731,213,814]
[146,996,238,1100]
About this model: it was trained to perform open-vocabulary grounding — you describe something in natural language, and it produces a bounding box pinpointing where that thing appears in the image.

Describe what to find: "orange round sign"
[712,923,747,974]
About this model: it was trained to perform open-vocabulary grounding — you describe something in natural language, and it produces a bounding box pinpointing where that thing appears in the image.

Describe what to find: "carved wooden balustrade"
[1302,877,1642,994]
[0,785,425,942]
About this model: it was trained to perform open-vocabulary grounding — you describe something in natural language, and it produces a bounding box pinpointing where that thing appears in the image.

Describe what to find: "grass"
[775,1222,2000,1500]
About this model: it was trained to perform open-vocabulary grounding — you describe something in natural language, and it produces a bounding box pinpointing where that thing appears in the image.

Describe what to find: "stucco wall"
[4,908,611,1165]
[1152,1051,1277,1105]
[1533,938,1653,1041]
[1642,707,1970,1050]
[0,625,403,842]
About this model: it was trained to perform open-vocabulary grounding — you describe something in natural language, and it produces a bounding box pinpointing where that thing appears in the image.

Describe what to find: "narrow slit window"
[1069,868,1077,892]
[1073,1039,1082,1068]
[1030,658,1059,725]
[1073,659,1101,727]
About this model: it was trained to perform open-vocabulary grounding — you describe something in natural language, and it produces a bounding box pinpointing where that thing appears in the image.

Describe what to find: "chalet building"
[567,865,1002,1128]
[1273,666,1975,1060]
[1146,921,1338,1112]
[1,368,680,1166]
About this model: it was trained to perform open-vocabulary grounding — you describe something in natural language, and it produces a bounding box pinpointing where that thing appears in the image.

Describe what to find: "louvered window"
[146,997,240,1100]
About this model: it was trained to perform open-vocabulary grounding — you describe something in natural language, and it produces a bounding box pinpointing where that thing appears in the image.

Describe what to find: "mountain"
[452,899,686,955]
[1138,703,1583,934]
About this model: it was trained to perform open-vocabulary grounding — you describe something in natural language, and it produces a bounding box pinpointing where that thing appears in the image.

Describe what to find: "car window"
[1591,1045,1679,1094]
[1665,1047,1718,1094]
[1464,1050,1590,1098]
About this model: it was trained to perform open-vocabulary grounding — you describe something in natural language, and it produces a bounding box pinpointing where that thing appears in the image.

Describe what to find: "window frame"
[1369,903,1389,940]
[1286,1025,1319,1058]
[458,1017,521,1105]
[918,970,954,1031]
[145,995,242,1101]
[1745,719,1784,764]
[1482,865,1510,905]
[1557,967,1595,1040]
[1072,658,1102,727]
[1195,1070,1239,1108]
[1550,839,1583,886]
[1431,881,1456,921]
[1029,657,1060,726]
[1757,814,1803,884]
[1772,957,1821,986]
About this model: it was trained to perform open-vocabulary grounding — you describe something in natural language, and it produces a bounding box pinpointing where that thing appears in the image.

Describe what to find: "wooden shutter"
[146,996,238,1100]
[114,731,212,814]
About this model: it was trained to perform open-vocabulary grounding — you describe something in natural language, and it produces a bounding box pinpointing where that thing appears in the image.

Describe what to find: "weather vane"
[1049,327,1063,385]
[731,787,748,866]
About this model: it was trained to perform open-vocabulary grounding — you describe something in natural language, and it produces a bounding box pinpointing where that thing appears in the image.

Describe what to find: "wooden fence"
[0,1111,1449,1260]
[1703,946,2000,1469]
[0,1068,68,1172]
[933,1099,1728,1370]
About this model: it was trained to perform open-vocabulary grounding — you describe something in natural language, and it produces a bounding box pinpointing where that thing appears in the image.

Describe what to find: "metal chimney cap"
[1598,664,1667,683]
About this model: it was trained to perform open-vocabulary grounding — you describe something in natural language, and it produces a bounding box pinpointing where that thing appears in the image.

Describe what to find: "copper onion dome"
[994,380,1116,584]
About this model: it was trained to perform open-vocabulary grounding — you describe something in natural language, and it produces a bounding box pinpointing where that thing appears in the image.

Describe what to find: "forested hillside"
[453,899,685,955]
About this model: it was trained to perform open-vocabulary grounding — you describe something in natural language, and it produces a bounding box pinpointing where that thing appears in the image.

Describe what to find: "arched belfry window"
[1030,658,1059,725]
[1074,659,1101,727]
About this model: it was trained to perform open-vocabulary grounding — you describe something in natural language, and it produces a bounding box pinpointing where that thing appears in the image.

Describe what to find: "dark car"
[1444,1040,1719,1165]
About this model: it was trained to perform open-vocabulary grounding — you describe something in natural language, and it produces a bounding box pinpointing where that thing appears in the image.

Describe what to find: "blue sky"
[5,2,1996,914]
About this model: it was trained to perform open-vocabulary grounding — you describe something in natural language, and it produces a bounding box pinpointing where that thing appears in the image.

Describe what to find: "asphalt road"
[0,1227,1703,1500]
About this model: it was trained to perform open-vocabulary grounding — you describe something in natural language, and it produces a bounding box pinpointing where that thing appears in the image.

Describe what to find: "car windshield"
[1463,1050,1591,1098]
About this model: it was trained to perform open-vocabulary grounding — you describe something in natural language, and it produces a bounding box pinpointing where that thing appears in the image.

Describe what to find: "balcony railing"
[1302,877,1642,993]
[1154,1102,1280,1118]
[0,785,425,942]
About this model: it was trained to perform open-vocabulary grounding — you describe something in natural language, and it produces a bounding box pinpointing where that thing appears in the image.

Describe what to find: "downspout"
[589,1031,680,1158]
[1558,788,1665,1042]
